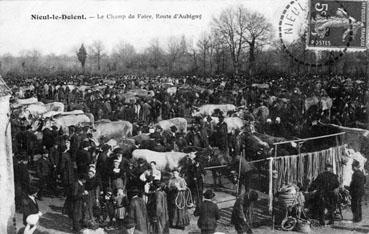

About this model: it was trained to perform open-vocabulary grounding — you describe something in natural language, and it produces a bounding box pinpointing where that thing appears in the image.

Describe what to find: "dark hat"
[113,147,123,155]
[101,144,111,152]
[77,173,88,181]
[81,141,90,149]
[203,189,216,199]
[352,159,360,168]
[172,168,180,173]
[170,125,177,131]
[246,190,259,202]
[325,163,333,169]
[28,185,39,195]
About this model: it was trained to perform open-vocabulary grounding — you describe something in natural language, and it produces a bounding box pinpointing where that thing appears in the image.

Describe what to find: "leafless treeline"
[1,5,369,77]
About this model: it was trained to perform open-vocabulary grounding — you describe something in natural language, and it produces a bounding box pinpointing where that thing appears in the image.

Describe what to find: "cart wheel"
[281,216,297,231]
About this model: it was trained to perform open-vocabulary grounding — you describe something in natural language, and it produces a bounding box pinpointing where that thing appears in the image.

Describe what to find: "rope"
[175,188,193,209]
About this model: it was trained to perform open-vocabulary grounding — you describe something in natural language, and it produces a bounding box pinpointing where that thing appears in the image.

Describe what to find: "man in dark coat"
[76,141,91,174]
[310,164,339,225]
[186,157,206,206]
[231,191,258,234]
[69,126,81,162]
[216,115,229,156]
[14,152,30,211]
[147,181,169,234]
[125,188,149,234]
[37,150,52,200]
[60,141,75,216]
[72,173,88,232]
[194,190,220,234]
[22,186,40,226]
[350,160,366,223]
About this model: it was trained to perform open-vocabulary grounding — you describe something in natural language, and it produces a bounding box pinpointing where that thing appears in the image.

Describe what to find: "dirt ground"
[15,171,369,234]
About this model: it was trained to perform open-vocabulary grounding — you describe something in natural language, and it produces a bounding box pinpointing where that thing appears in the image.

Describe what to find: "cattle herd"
[8,73,369,232]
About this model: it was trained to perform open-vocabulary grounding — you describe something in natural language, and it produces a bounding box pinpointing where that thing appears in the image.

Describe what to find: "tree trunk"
[248,39,256,76]
[203,50,206,75]
[97,53,101,71]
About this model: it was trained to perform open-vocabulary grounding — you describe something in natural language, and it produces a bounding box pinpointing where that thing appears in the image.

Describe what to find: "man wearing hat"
[125,187,149,234]
[14,152,30,211]
[147,180,169,234]
[350,160,366,223]
[310,163,339,225]
[22,185,41,226]
[85,166,102,223]
[231,191,258,234]
[216,114,229,159]
[37,150,52,200]
[71,173,88,232]
[194,189,220,234]
[76,141,92,174]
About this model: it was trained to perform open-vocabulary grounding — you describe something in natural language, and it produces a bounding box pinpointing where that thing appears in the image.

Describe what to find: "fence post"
[236,149,244,196]
[268,157,274,231]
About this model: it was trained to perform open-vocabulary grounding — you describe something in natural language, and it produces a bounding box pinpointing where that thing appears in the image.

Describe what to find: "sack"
[295,219,311,233]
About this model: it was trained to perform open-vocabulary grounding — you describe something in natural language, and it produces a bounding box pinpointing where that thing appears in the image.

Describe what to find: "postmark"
[279,0,367,67]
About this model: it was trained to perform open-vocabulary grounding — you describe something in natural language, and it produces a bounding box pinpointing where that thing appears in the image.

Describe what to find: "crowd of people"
[9,72,369,233]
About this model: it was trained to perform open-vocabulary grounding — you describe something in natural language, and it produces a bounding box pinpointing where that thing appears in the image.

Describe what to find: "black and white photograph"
[0,0,369,233]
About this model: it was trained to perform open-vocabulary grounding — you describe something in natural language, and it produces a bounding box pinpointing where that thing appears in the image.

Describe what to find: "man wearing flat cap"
[310,163,339,225]
[350,160,366,223]
[194,189,220,234]
[22,185,40,226]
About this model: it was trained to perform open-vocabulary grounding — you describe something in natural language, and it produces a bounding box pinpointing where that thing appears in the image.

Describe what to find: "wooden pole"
[236,149,245,196]
[268,157,274,231]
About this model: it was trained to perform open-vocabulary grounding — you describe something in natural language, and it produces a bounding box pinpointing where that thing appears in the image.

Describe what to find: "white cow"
[192,104,237,117]
[45,102,65,112]
[19,102,48,120]
[157,117,187,133]
[42,110,84,119]
[11,97,38,108]
[42,114,92,131]
[92,120,133,144]
[205,116,245,134]
[132,149,196,171]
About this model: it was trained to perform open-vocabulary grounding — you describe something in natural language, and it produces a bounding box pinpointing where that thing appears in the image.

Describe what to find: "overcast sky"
[0,0,302,56]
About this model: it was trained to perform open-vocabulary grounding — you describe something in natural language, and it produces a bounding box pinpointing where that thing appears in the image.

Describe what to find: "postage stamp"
[307,0,367,50]
[279,0,367,67]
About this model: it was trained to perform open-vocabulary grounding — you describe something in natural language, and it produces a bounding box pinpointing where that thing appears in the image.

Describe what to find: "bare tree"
[145,38,164,70]
[112,41,136,70]
[89,41,105,71]
[243,11,273,75]
[197,32,211,74]
[211,5,250,75]
[167,36,182,72]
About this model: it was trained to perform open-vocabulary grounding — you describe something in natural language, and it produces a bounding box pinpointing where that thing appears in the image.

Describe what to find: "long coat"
[125,196,149,234]
[231,195,253,233]
[72,181,85,226]
[194,200,220,233]
[147,190,169,234]
[22,196,39,226]
[216,121,228,150]
[60,151,75,186]
[350,170,366,198]
[76,149,91,174]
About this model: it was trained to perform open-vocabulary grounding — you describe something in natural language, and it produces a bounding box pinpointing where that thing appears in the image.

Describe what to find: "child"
[114,188,129,227]
[98,188,116,229]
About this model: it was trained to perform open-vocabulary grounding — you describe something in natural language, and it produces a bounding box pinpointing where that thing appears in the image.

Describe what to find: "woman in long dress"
[167,168,190,230]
